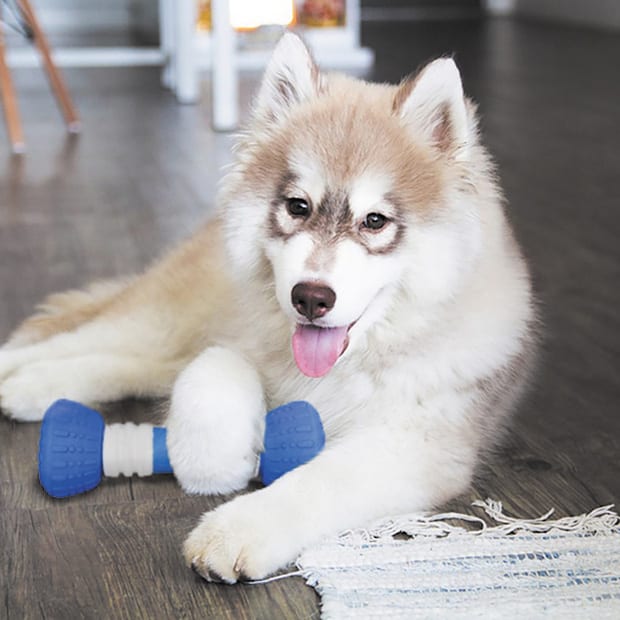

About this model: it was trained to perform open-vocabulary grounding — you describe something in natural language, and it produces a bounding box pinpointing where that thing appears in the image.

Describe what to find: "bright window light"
[229,0,295,30]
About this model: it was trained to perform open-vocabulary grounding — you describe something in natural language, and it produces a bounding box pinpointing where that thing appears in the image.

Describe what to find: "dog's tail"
[4,277,135,349]
[3,217,233,359]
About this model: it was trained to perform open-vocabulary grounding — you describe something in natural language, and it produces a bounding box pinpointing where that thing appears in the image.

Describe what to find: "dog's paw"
[167,426,258,496]
[183,493,297,583]
[167,346,265,496]
[0,361,81,421]
[0,348,22,382]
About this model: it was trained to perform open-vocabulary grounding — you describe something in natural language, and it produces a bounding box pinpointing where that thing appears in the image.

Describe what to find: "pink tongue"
[292,325,349,378]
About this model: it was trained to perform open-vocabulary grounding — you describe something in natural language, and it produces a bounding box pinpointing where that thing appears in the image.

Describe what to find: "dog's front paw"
[0,360,83,421]
[0,348,21,382]
[167,346,265,495]
[183,493,297,583]
[1,367,52,422]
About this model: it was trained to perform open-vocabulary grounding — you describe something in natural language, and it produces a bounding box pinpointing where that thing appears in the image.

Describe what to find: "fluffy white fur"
[0,34,536,582]
[167,347,266,495]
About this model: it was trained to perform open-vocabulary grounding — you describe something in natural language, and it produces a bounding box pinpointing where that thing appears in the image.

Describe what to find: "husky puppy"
[0,34,536,582]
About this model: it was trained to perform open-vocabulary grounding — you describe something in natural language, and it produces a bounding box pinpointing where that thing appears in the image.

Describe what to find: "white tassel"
[473,498,620,535]
[332,499,620,544]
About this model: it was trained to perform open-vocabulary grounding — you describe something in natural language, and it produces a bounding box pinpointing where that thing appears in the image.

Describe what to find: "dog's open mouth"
[292,324,351,378]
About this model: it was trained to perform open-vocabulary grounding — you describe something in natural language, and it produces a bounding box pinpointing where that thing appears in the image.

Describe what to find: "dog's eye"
[363,213,387,231]
[286,198,310,218]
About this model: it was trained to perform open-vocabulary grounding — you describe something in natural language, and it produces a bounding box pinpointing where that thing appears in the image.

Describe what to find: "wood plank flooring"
[1,17,619,619]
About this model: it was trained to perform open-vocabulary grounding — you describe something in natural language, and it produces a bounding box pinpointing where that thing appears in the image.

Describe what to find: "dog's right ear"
[253,33,322,122]
[394,58,470,158]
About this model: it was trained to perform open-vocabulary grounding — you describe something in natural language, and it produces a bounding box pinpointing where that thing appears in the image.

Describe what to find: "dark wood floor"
[1,17,619,619]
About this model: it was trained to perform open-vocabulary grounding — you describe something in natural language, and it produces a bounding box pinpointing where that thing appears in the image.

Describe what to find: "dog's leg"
[0,353,180,421]
[184,419,476,582]
[166,347,266,495]
[0,308,195,421]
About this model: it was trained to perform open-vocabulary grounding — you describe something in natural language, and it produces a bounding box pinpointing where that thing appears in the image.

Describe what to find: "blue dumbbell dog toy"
[38,399,325,498]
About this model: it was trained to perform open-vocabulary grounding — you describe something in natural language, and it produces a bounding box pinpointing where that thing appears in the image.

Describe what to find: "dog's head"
[223,34,488,378]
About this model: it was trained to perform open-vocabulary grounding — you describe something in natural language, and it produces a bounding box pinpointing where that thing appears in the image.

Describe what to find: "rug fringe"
[333,498,620,544]
[473,498,619,535]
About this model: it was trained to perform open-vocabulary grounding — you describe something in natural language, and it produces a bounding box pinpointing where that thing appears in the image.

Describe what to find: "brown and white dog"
[0,34,536,582]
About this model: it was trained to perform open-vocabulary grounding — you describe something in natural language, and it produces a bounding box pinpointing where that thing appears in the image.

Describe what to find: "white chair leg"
[212,0,238,131]
[159,0,175,90]
[175,0,199,103]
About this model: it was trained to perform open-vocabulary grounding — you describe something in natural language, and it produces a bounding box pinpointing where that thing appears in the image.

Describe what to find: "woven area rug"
[293,499,620,619]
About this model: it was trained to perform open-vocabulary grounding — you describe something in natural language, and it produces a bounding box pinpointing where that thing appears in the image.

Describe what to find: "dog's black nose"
[291,282,336,321]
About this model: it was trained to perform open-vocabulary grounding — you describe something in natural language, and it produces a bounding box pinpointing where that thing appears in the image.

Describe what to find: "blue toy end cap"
[38,399,105,498]
[259,401,325,486]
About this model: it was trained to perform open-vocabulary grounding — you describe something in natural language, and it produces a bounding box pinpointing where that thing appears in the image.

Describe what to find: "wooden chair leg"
[18,0,81,132]
[0,17,25,153]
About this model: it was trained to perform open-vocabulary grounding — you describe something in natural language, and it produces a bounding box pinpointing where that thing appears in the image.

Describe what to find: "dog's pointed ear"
[253,33,321,122]
[394,58,470,157]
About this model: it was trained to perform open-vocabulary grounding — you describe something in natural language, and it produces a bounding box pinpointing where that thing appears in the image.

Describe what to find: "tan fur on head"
[222,37,493,289]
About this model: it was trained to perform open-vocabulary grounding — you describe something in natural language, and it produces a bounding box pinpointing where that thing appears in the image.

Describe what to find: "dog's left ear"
[394,58,469,158]
[253,33,322,122]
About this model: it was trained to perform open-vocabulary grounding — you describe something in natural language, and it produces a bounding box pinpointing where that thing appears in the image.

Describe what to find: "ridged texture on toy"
[38,399,105,498]
[259,401,325,485]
